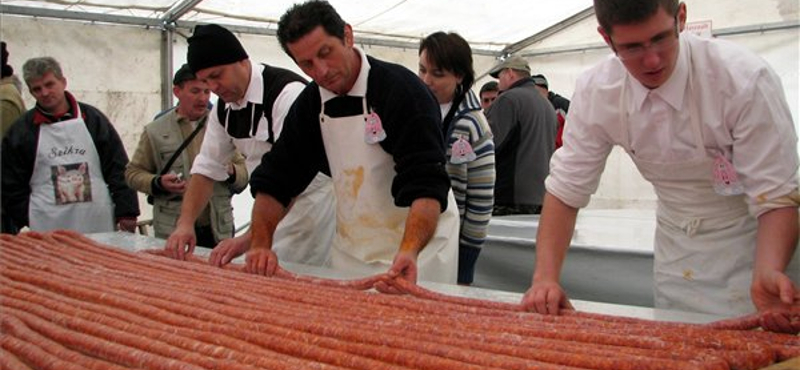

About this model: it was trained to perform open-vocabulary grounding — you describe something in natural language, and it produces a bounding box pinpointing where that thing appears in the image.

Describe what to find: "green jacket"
[125,108,248,243]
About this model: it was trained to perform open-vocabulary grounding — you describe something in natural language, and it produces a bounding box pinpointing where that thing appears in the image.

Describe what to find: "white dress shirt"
[548,32,798,217]
[192,63,306,178]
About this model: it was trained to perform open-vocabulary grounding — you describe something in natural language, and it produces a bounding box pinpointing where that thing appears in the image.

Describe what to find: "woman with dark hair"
[418,32,496,285]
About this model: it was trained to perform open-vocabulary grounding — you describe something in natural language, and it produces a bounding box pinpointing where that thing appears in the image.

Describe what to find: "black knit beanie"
[1,42,13,78]
[187,24,248,73]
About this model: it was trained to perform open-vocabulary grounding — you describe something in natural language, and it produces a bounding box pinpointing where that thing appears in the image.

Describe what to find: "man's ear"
[344,24,354,47]
[677,2,688,32]
[597,26,613,48]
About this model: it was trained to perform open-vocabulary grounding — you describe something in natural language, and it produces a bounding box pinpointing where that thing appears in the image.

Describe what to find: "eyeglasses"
[612,17,680,61]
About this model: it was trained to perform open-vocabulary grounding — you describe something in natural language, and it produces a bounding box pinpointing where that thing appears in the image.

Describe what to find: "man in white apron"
[1,57,140,234]
[162,24,336,267]
[521,0,799,333]
[239,1,459,287]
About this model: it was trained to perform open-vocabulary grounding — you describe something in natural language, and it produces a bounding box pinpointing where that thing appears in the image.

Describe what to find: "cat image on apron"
[53,162,92,204]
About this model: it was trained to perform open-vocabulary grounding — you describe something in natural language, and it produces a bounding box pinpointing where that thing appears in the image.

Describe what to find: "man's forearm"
[398,197,440,255]
[175,174,215,228]
[250,193,287,251]
[754,207,799,273]
[532,192,579,284]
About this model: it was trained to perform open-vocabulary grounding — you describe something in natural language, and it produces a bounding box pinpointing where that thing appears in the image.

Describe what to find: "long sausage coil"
[1,230,797,370]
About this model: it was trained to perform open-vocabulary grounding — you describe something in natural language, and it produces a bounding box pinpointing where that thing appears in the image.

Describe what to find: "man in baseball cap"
[484,54,557,216]
[488,56,531,79]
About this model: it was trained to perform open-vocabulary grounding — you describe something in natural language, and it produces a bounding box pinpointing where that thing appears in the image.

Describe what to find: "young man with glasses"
[522,0,799,333]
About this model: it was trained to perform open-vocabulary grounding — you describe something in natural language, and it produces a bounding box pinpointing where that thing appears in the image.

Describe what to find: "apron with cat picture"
[29,106,115,233]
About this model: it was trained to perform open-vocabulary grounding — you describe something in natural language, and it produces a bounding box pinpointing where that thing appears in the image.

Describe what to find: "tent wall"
[1,15,497,220]
[2,0,797,219]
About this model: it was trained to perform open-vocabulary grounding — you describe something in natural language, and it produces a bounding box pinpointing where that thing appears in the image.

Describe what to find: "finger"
[533,290,549,315]
[563,298,575,311]
[375,281,401,294]
[208,250,220,267]
[220,250,235,267]
[265,256,277,277]
[760,312,793,334]
[256,255,267,276]
[546,290,560,315]
[520,292,534,311]
[779,281,796,304]
[164,240,176,259]
[175,238,186,260]
[245,256,254,274]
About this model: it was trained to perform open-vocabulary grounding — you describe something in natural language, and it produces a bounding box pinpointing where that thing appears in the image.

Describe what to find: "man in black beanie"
[165,24,336,270]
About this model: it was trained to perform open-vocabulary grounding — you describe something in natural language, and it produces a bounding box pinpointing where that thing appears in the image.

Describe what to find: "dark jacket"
[1,92,140,231]
[486,77,557,207]
[250,55,451,212]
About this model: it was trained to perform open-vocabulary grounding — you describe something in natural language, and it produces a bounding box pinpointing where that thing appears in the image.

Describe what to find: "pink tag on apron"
[450,136,476,164]
[364,112,386,144]
[712,153,744,196]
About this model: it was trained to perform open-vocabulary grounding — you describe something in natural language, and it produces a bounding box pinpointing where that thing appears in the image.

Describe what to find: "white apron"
[271,172,336,266]
[319,97,458,284]
[29,107,115,233]
[620,65,757,316]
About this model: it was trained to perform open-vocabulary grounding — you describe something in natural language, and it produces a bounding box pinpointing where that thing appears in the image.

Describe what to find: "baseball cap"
[488,56,530,78]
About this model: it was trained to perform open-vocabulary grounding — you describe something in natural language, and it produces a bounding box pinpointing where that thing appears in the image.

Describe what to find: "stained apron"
[619,60,757,316]
[318,97,458,284]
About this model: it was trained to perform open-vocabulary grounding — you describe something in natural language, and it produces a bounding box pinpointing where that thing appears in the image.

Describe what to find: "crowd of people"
[1,0,797,333]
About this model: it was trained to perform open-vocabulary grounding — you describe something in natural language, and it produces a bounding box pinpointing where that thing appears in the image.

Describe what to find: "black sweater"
[250,56,451,211]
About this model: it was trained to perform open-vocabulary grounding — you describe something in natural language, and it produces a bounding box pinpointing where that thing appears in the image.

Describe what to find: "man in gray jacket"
[486,56,557,215]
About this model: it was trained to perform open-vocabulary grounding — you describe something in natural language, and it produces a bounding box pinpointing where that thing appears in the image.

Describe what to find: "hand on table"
[752,269,800,334]
[375,250,418,294]
[521,281,574,315]
[164,224,196,260]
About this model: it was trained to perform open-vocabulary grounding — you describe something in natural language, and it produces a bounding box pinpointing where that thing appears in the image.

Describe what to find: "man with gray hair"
[1,56,139,234]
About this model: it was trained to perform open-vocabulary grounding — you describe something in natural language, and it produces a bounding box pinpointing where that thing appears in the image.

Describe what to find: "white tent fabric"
[2,0,594,52]
[1,0,798,220]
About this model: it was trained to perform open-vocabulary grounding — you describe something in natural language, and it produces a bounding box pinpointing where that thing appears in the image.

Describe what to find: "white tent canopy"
[2,0,596,53]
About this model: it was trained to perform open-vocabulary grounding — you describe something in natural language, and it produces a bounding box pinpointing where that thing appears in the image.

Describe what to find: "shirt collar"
[320,46,370,104]
[627,34,689,112]
[175,106,209,126]
[33,91,82,125]
[230,62,264,110]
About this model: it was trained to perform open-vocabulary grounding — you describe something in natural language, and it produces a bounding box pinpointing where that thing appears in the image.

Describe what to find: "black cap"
[172,63,196,85]
[531,74,548,89]
[187,24,248,73]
